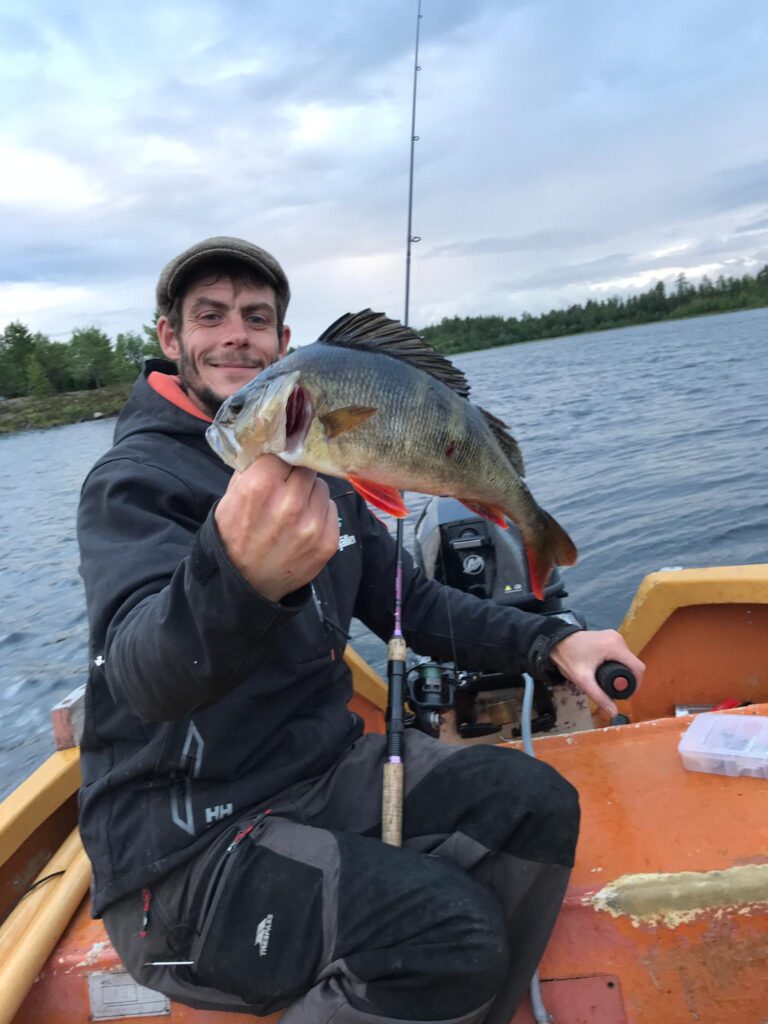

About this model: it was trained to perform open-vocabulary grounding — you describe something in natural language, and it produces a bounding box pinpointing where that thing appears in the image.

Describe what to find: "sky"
[1,0,767,346]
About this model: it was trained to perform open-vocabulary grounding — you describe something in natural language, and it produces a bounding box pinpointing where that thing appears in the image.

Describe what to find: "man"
[77,236,644,1024]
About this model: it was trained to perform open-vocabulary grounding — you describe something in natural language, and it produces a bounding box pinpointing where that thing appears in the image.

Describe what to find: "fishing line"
[382,0,423,848]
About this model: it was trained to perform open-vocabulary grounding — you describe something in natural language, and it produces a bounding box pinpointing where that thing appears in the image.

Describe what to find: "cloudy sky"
[2,0,767,345]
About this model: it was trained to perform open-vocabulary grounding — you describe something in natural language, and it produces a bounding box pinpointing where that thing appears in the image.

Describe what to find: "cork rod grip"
[381,760,404,847]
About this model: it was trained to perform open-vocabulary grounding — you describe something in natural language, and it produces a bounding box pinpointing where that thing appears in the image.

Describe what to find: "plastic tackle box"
[678,713,768,779]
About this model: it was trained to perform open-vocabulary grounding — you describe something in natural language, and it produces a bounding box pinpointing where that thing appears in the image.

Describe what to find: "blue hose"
[521,673,554,1024]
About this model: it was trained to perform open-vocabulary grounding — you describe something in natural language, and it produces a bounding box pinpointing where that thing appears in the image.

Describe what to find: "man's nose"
[221,317,249,346]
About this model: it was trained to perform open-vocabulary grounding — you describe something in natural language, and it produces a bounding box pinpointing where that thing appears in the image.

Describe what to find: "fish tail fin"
[523,510,578,601]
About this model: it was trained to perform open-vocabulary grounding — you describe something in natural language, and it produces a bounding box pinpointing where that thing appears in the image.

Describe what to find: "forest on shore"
[421,266,768,354]
[1,266,767,432]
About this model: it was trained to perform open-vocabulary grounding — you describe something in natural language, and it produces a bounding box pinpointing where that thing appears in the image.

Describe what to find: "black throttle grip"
[596,661,637,701]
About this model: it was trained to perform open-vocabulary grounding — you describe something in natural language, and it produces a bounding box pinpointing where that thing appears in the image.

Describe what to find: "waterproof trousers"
[103,730,579,1024]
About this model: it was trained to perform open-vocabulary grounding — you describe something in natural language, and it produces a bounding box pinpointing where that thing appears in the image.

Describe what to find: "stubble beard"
[177,346,228,419]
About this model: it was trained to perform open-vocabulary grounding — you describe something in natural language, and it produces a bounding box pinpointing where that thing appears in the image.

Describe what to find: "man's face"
[158,277,291,417]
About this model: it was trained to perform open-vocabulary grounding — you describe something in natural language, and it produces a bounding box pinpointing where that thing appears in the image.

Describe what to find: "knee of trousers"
[338,845,511,1021]
[407,878,510,1019]
[409,745,581,867]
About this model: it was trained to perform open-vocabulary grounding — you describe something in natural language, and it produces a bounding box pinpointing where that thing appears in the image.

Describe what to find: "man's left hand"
[549,630,645,718]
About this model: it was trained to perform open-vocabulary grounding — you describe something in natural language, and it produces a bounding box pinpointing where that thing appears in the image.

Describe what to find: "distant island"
[1,267,766,434]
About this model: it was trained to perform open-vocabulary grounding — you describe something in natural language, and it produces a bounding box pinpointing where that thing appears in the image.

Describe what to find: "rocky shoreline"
[0,384,132,435]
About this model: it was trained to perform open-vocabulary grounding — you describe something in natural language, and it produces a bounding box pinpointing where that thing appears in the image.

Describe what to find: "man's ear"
[279,324,291,358]
[157,316,181,361]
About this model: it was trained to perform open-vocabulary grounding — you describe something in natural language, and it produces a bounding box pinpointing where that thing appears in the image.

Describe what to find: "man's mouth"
[208,360,263,371]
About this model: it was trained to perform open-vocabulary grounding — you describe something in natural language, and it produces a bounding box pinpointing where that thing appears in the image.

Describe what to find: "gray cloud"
[735,212,768,234]
[425,230,602,258]
[703,159,768,215]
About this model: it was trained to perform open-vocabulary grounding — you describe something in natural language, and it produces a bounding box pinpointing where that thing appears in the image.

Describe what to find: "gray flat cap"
[156,236,290,318]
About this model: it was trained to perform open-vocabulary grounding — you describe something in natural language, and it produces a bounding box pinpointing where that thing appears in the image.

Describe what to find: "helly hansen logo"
[255,914,274,956]
[205,803,233,824]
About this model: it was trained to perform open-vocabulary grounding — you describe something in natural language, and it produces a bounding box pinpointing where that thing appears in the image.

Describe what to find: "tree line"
[0,320,162,398]
[2,265,767,397]
[420,266,768,355]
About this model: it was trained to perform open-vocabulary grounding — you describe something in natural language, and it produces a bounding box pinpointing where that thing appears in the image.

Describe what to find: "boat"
[2,561,767,1024]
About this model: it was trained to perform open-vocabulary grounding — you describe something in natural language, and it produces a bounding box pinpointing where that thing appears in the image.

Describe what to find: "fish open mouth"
[284,384,312,454]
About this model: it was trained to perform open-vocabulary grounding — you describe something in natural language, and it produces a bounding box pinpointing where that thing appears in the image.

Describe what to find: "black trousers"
[103,730,579,1024]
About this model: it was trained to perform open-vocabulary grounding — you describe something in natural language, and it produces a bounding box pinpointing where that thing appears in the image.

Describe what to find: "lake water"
[1,308,766,798]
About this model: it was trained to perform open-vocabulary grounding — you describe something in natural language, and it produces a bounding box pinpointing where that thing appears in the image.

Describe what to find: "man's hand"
[214,455,340,603]
[549,629,645,718]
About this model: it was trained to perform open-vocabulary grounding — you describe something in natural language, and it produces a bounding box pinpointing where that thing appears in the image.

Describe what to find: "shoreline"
[1,306,765,436]
[0,384,131,436]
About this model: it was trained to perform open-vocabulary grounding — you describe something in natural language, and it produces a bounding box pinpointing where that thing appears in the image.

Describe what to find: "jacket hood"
[114,358,210,445]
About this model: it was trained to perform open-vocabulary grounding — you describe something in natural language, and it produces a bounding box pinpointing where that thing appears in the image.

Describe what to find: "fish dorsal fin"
[317,309,471,398]
[479,406,526,476]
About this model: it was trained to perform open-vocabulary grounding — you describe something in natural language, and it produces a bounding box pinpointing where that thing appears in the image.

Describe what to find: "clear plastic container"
[678,713,768,779]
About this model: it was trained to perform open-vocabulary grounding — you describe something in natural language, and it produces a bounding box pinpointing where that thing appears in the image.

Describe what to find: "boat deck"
[13,705,768,1024]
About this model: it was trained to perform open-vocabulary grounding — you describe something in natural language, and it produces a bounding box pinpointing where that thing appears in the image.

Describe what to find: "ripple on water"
[0,631,29,647]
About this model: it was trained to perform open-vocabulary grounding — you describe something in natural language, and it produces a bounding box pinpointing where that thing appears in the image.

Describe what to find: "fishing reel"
[406,658,559,740]
[405,662,456,736]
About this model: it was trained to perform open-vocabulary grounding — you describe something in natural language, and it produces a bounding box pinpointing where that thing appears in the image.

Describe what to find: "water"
[1,309,766,798]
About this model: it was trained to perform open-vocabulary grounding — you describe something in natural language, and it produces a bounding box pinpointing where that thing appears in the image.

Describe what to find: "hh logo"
[255,914,274,956]
[205,803,233,824]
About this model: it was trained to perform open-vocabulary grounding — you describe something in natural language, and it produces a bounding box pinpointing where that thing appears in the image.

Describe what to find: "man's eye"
[200,312,221,323]
[248,316,271,328]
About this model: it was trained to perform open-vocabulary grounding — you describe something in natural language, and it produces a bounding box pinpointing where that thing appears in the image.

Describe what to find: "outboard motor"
[409,497,585,739]
[414,497,568,612]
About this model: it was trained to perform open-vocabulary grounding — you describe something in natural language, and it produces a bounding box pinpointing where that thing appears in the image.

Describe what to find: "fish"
[207,309,577,598]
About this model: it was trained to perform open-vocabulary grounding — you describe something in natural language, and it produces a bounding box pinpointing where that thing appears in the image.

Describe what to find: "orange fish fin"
[348,476,409,518]
[319,406,377,438]
[459,500,509,529]
[526,549,548,602]
[525,511,578,600]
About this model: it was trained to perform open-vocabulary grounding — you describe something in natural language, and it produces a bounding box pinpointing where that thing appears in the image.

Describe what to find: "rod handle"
[382,761,404,847]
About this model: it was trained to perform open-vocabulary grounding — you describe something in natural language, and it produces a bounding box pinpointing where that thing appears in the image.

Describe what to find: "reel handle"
[596,661,637,701]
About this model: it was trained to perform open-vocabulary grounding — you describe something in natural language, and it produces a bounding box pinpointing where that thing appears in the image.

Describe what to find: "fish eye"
[227,394,245,416]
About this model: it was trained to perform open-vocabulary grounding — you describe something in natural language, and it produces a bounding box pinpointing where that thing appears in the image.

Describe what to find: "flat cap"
[155,236,290,318]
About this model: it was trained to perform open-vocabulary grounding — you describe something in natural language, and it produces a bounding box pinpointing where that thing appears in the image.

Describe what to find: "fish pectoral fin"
[319,406,377,438]
[459,500,509,529]
[348,476,409,518]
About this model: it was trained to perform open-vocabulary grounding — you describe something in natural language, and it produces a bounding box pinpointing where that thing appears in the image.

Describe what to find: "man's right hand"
[214,455,340,603]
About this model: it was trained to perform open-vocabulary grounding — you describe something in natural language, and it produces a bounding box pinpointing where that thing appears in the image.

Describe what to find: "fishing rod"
[381,0,423,848]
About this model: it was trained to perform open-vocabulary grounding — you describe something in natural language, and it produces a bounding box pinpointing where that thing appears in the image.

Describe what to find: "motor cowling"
[413,497,568,614]
[410,497,583,740]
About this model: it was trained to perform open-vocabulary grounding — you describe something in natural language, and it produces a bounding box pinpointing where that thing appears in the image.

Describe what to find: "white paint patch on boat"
[75,941,108,967]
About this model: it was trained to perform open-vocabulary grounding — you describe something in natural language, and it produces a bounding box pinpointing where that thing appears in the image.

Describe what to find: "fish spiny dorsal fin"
[317,309,471,399]
[479,406,526,476]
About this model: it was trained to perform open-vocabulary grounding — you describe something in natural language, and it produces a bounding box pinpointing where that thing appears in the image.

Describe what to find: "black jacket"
[77,360,580,915]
